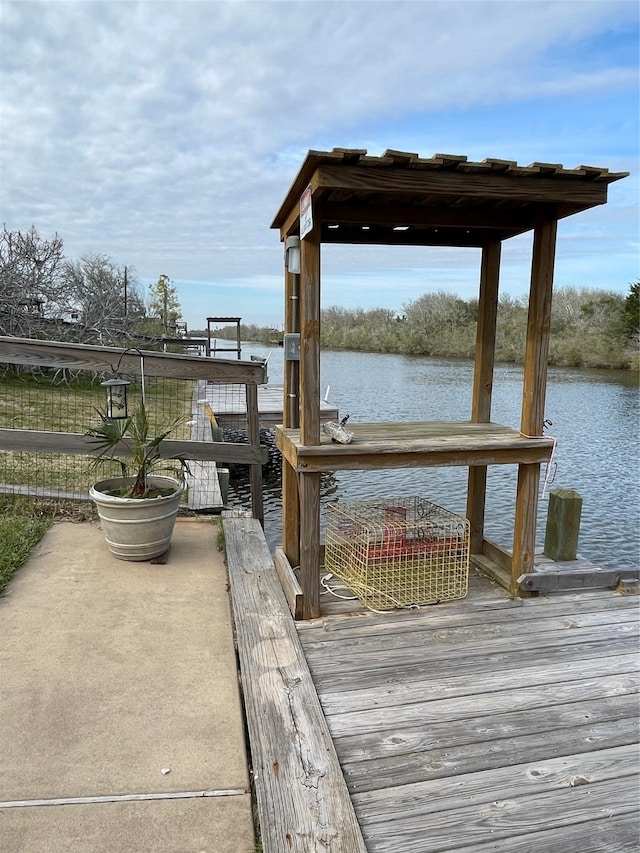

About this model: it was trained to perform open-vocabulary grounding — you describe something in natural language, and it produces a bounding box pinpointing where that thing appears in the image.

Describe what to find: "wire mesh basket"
[325,497,470,610]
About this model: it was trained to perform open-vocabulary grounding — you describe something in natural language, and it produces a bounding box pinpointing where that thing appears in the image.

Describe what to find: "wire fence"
[0,337,267,520]
[0,366,193,499]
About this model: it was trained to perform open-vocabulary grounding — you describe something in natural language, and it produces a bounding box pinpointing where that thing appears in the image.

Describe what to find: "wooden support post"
[298,227,322,618]
[544,487,583,561]
[513,215,557,594]
[299,472,321,619]
[299,229,321,446]
[281,263,300,569]
[467,241,500,554]
[245,383,264,526]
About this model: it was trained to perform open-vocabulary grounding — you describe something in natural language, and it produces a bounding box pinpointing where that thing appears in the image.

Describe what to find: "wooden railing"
[0,336,268,522]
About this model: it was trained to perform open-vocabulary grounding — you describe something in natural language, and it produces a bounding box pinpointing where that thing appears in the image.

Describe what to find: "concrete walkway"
[0,519,254,853]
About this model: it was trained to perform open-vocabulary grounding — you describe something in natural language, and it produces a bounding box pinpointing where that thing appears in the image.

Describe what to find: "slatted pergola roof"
[272,148,627,247]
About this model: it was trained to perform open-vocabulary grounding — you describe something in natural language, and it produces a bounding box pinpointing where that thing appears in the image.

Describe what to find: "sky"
[0,0,638,330]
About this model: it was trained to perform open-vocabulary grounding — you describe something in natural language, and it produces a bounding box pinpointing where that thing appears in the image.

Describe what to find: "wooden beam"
[518,568,640,593]
[275,422,554,474]
[223,516,366,852]
[513,216,557,594]
[0,428,268,465]
[520,216,557,433]
[319,201,534,230]
[0,337,266,384]
[467,241,501,552]
[312,165,610,207]
[299,228,321,446]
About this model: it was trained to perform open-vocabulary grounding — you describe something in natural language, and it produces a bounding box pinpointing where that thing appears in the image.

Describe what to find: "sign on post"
[300,184,313,239]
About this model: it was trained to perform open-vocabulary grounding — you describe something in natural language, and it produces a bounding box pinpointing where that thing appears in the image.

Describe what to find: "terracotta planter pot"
[89,475,184,561]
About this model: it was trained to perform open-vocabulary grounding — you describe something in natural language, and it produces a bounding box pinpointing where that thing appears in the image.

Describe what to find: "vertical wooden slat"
[282,461,300,571]
[299,472,321,619]
[467,241,501,553]
[513,215,557,592]
[245,383,264,526]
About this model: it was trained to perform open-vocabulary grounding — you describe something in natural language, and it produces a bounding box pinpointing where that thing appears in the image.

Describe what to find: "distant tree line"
[212,284,639,370]
[0,226,184,347]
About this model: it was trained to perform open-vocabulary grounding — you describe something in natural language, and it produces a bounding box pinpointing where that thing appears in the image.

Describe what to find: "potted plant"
[86,404,189,561]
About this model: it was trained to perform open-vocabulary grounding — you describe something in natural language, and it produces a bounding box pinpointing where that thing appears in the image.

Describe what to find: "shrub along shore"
[203,284,639,371]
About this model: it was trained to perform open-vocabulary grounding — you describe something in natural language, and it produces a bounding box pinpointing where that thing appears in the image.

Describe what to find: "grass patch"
[0,497,97,595]
[0,497,53,595]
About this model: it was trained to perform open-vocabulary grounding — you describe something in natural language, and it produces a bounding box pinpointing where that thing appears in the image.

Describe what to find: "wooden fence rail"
[0,336,267,522]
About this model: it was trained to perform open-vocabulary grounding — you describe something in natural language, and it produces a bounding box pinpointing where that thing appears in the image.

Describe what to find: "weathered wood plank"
[296,591,638,640]
[352,742,638,817]
[355,745,639,852]
[223,516,366,853]
[519,568,640,592]
[0,336,266,383]
[336,694,639,766]
[446,812,640,853]
[308,635,637,695]
[274,547,303,620]
[341,715,639,793]
[293,571,639,851]
[313,164,610,206]
[185,461,222,510]
[301,614,639,663]
[361,773,638,853]
[321,660,640,732]
[276,421,554,473]
[0,428,267,465]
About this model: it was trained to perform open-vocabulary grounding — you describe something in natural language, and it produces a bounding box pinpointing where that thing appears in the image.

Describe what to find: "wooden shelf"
[276,421,554,473]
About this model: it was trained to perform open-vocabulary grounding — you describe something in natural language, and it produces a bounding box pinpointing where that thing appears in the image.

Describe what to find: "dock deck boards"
[297,582,640,852]
[225,516,639,852]
[205,383,338,430]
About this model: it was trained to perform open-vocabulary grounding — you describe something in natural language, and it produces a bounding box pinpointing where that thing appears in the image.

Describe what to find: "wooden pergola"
[271,149,627,620]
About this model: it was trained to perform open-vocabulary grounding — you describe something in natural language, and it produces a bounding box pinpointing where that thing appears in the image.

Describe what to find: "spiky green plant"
[86,405,189,498]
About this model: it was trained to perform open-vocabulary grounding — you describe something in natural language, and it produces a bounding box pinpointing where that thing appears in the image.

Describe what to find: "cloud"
[1,0,637,327]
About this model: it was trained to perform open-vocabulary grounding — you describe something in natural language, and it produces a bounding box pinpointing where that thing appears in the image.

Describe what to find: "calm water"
[228,341,640,570]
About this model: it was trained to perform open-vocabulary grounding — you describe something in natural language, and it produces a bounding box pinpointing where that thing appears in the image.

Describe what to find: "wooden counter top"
[275,421,554,473]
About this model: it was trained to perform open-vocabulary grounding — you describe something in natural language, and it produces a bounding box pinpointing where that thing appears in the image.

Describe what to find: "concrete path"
[0,519,254,852]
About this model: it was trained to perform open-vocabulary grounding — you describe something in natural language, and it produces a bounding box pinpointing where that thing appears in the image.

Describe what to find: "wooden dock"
[224,516,640,852]
[204,383,338,430]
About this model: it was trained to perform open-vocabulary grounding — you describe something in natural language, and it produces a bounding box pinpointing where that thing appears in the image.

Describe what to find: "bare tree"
[0,225,67,337]
[61,254,145,344]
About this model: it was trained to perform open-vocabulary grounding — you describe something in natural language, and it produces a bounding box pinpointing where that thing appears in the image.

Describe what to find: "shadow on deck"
[223,516,640,853]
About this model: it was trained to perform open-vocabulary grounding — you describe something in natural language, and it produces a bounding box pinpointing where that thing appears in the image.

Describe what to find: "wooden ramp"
[297,582,640,852]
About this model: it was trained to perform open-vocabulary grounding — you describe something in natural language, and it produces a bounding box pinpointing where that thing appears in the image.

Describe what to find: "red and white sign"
[300,184,313,239]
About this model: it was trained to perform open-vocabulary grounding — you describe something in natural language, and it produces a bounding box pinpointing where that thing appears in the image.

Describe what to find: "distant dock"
[204,382,339,430]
